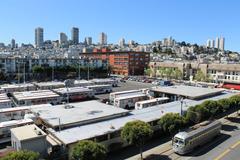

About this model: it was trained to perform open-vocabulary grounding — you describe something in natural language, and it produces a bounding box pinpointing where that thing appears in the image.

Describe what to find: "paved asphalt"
[189,116,240,160]
[95,80,154,100]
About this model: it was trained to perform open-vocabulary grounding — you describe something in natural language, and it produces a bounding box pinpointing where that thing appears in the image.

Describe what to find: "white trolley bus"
[86,85,112,94]
[135,97,169,110]
[114,93,149,109]
[109,90,144,104]
[172,120,221,155]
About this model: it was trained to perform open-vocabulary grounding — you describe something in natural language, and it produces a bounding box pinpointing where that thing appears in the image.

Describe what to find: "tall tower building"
[59,32,68,44]
[99,32,107,45]
[210,40,215,48]
[71,27,79,44]
[215,37,220,49]
[119,38,125,47]
[206,39,211,48]
[35,27,44,48]
[219,37,225,51]
[11,39,16,48]
[85,37,92,45]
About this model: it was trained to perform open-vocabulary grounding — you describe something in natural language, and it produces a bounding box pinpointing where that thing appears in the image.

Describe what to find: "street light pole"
[180,97,184,116]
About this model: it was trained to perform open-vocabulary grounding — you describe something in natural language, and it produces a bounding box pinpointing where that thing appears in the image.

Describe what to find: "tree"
[158,113,185,136]
[121,120,153,160]
[32,65,44,73]
[172,69,183,80]
[71,140,107,160]
[194,70,206,82]
[201,100,221,118]
[0,150,39,160]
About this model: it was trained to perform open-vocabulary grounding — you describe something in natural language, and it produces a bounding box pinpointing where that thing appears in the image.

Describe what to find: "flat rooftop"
[136,97,169,105]
[53,87,93,94]
[50,91,237,145]
[0,83,35,89]
[0,104,52,113]
[0,94,11,103]
[31,100,130,128]
[10,124,46,141]
[91,79,116,83]
[115,93,147,100]
[33,81,65,87]
[151,85,224,99]
[12,90,60,101]
[0,119,33,128]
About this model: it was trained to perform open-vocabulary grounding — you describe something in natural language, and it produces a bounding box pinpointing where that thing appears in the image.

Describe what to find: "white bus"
[0,119,33,139]
[0,93,12,109]
[114,93,149,109]
[0,104,52,122]
[86,85,112,94]
[0,83,36,93]
[74,80,94,87]
[53,87,95,102]
[91,79,118,87]
[172,120,221,155]
[12,90,62,106]
[109,90,144,104]
[135,97,169,110]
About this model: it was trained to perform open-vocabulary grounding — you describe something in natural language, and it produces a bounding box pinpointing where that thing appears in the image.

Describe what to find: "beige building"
[11,124,47,157]
[150,61,240,83]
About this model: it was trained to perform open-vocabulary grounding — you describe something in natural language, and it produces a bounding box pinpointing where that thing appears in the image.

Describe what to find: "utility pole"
[18,62,20,84]
[52,66,54,82]
[87,59,90,81]
[23,62,25,84]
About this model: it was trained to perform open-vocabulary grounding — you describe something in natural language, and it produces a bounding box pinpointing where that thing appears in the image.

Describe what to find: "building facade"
[83,51,150,76]
[59,32,68,44]
[149,61,240,83]
[71,27,79,44]
[35,27,44,48]
[99,32,107,45]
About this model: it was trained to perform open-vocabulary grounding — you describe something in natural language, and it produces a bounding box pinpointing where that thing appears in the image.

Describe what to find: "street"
[107,113,240,160]
[95,80,154,100]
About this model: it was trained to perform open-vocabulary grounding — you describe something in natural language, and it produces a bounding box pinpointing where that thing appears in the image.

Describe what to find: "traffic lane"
[189,121,240,160]
[214,140,240,160]
[95,81,154,100]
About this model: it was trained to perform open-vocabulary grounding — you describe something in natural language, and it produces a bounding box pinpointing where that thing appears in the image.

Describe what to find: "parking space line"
[214,148,231,160]
[230,141,240,149]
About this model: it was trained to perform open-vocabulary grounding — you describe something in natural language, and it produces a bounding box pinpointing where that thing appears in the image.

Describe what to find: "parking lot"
[95,80,154,100]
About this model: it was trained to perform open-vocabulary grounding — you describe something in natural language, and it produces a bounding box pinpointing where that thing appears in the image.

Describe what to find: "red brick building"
[82,50,150,76]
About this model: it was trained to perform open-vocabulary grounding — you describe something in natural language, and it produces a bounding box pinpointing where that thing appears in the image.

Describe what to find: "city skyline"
[0,0,239,51]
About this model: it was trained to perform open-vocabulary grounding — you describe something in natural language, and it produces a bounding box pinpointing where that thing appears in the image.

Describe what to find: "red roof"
[223,84,240,90]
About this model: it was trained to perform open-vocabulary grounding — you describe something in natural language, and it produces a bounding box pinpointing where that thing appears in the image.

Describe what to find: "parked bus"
[91,79,118,87]
[172,120,221,155]
[109,90,145,104]
[0,119,33,139]
[0,83,36,93]
[114,93,149,109]
[53,87,95,102]
[0,104,52,122]
[12,90,62,106]
[86,85,112,94]
[135,97,169,110]
[74,80,94,87]
[0,94,12,109]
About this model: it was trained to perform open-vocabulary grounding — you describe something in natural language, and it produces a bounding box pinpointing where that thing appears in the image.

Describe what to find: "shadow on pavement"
[221,124,239,132]
[107,136,172,160]
[145,154,172,160]
[225,116,240,123]
[189,133,231,157]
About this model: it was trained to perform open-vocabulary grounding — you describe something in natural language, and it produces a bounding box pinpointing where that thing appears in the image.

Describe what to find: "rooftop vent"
[64,104,74,109]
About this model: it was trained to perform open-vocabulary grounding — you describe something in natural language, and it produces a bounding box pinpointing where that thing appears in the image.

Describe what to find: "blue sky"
[0,0,239,51]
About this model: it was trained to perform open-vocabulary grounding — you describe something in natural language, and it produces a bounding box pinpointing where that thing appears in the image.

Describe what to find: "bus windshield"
[173,137,185,146]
